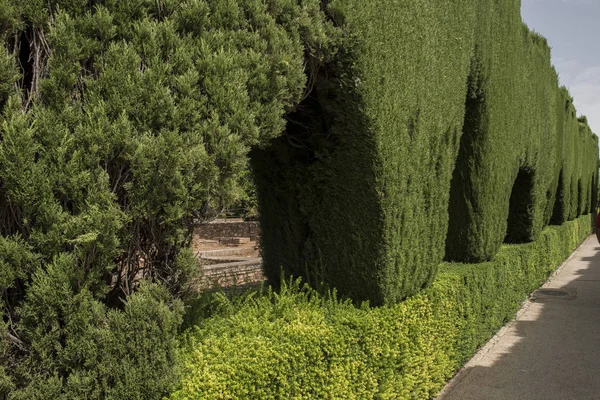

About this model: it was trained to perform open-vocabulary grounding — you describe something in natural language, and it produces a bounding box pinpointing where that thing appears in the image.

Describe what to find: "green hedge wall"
[172,214,593,400]
[253,0,599,305]
[253,0,478,305]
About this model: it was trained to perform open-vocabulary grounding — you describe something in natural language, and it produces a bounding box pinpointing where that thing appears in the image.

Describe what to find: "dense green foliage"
[1,0,598,397]
[253,0,598,305]
[172,215,592,399]
[445,5,599,262]
[253,0,477,305]
[0,0,337,396]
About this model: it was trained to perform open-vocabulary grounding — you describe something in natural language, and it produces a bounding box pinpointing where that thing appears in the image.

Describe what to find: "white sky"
[521,0,600,136]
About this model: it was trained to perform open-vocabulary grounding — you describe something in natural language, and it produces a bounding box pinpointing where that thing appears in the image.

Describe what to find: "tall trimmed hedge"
[446,8,599,262]
[253,0,599,305]
[172,215,593,399]
[253,0,478,305]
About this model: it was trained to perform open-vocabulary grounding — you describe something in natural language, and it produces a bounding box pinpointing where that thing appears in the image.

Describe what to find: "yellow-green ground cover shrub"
[171,215,592,400]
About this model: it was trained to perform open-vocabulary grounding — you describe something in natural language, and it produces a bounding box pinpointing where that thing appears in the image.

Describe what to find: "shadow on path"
[437,236,600,400]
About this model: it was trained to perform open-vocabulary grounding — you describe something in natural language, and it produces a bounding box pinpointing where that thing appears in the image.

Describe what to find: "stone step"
[218,236,251,246]
[201,256,259,265]
[198,247,258,258]
[202,258,262,276]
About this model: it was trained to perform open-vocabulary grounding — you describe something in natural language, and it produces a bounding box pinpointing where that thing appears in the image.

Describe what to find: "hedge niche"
[0,0,337,397]
[255,0,599,304]
[445,2,599,262]
[253,0,478,305]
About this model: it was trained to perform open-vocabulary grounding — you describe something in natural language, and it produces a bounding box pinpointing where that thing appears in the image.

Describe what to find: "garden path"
[437,235,600,400]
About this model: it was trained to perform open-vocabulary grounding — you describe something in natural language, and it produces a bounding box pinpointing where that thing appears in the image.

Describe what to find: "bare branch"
[5,331,27,352]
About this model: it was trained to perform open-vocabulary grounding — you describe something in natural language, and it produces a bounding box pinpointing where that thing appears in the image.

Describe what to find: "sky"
[521,0,600,135]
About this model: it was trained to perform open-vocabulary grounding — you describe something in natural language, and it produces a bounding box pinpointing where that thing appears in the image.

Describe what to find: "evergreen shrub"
[254,0,599,305]
[444,2,599,262]
[172,215,592,400]
[253,0,478,305]
[0,0,337,396]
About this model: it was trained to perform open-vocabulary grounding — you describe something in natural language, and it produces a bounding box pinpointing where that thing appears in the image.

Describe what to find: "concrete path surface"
[437,235,600,400]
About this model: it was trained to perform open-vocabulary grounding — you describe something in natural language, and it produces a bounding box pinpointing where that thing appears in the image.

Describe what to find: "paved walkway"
[437,235,600,400]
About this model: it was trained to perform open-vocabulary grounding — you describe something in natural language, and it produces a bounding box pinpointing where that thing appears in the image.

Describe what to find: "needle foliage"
[0,0,337,397]
[254,0,599,305]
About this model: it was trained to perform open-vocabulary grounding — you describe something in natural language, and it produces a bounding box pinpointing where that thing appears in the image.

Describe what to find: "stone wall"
[194,219,260,241]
